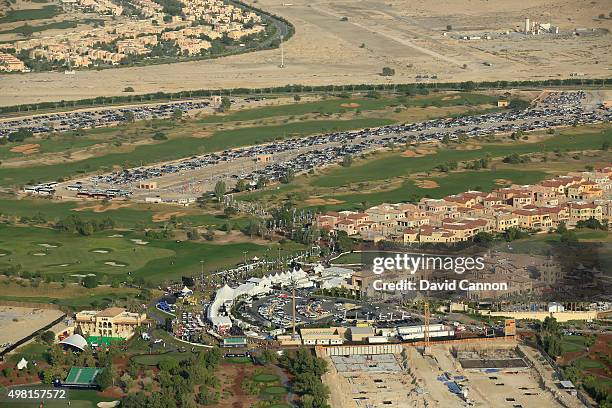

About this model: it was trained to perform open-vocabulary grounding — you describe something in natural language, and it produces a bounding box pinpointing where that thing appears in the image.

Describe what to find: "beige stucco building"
[75,307,147,339]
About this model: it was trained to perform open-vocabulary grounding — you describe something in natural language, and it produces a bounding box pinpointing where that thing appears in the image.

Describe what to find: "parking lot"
[49,91,611,202]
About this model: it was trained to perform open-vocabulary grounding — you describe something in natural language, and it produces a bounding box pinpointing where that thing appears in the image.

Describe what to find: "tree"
[341,155,353,167]
[123,111,135,122]
[172,108,183,120]
[335,231,354,253]
[559,229,578,244]
[460,81,476,91]
[446,24,452,31]
[602,141,610,151]
[281,168,295,184]
[474,231,494,247]
[503,153,522,164]
[294,94,301,102]
[218,97,231,112]
[7,128,33,143]
[381,67,395,76]
[152,131,167,140]
[508,99,530,110]
[235,179,248,192]
[555,222,568,234]
[20,24,34,37]
[260,348,277,364]
[83,275,98,288]
[214,180,226,202]
[256,176,268,189]
[95,366,113,390]
[40,330,55,345]
[223,206,238,218]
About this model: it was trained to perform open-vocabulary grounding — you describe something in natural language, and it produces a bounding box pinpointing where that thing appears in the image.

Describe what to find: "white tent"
[17,358,28,370]
[59,333,88,351]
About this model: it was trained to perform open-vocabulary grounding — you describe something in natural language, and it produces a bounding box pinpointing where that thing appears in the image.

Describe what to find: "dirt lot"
[0,305,64,352]
[0,0,609,107]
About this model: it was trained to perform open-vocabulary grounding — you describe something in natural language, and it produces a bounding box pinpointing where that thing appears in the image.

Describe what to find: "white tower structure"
[524,17,530,34]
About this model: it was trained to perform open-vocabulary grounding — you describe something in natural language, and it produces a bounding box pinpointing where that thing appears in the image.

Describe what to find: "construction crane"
[423,300,431,355]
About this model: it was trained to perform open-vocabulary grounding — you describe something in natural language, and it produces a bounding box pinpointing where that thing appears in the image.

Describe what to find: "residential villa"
[315,167,611,244]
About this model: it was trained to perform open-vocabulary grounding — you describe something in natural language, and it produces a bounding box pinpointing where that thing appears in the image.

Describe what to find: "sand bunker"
[340,103,360,108]
[442,95,461,101]
[104,261,127,267]
[414,180,440,189]
[130,239,149,245]
[97,401,120,408]
[402,148,436,157]
[91,249,111,254]
[108,234,124,238]
[455,144,482,151]
[152,211,188,222]
[10,143,40,154]
[38,243,59,248]
[414,148,436,155]
[73,202,129,213]
[32,253,47,256]
[495,179,512,185]
[304,197,345,206]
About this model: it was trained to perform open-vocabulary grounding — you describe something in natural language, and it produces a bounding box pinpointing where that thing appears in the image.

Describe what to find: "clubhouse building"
[75,307,147,340]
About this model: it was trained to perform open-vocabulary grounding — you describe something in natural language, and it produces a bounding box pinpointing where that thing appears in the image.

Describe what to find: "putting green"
[263,386,287,395]
[253,374,279,383]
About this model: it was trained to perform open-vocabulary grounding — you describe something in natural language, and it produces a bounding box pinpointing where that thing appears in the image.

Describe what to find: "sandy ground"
[495,178,513,185]
[0,0,610,107]
[0,306,64,351]
[414,179,439,188]
[322,342,585,408]
[71,202,131,212]
[304,197,346,206]
[9,143,40,154]
[151,211,188,222]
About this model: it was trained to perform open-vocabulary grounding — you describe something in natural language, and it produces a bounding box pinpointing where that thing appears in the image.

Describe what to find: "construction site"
[318,337,586,408]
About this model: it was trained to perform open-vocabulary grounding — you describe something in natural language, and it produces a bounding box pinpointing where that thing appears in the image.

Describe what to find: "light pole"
[279,35,285,68]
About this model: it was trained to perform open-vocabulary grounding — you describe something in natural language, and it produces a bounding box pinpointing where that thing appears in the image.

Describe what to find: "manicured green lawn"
[225,356,252,363]
[321,169,546,210]
[0,225,305,283]
[5,342,48,364]
[311,129,611,188]
[0,136,100,160]
[573,357,605,370]
[561,335,589,354]
[205,118,394,147]
[0,5,60,24]
[0,196,236,228]
[263,386,288,395]
[0,385,113,408]
[198,93,496,123]
[253,373,280,382]
[0,119,390,186]
[132,352,195,366]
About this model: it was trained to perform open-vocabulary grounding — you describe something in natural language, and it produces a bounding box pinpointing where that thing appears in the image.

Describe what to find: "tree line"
[2,77,609,114]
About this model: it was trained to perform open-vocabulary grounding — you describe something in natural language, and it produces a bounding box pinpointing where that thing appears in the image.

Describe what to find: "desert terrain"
[0,0,610,107]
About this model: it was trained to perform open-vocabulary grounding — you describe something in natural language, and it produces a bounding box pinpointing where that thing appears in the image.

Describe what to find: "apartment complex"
[316,167,612,244]
[0,52,28,72]
[75,307,147,339]
[0,0,265,68]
